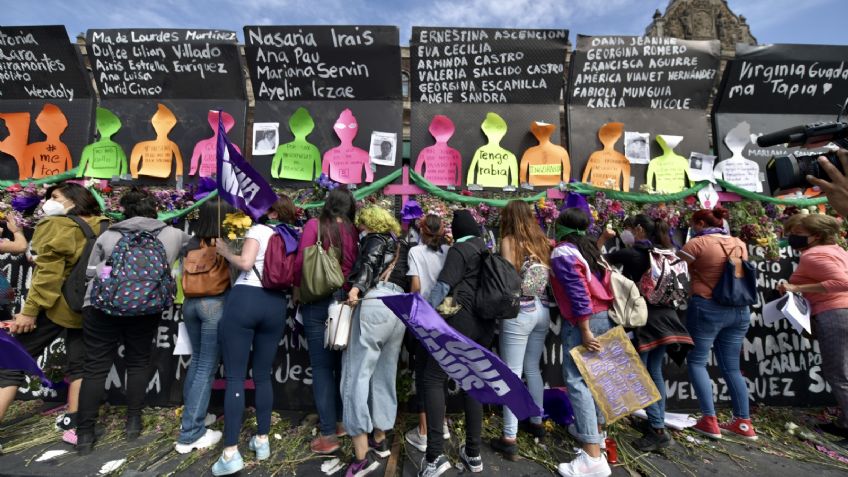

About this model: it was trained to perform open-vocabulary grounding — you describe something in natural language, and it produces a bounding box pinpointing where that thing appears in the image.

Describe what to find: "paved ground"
[1,402,847,476]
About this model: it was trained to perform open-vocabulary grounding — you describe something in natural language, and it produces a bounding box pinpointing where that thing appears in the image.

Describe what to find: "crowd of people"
[0,151,847,477]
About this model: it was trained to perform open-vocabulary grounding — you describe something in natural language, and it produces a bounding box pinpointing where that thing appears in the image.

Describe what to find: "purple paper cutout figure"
[415,115,462,186]
[322,109,373,184]
[190,111,239,177]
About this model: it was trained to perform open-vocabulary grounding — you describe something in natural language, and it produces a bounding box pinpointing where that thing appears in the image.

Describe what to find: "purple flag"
[380,294,543,420]
[216,113,278,220]
[0,331,52,387]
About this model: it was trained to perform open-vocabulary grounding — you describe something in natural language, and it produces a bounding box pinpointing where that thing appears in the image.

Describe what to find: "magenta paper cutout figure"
[415,115,462,186]
[322,109,373,184]
[190,110,239,177]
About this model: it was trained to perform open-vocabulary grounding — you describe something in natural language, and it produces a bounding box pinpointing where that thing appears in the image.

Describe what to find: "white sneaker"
[175,429,223,454]
[443,422,450,440]
[557,449,611,477]
[405,428,427,452]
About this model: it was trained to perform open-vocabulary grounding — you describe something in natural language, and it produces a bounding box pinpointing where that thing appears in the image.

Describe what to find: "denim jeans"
[499,298,550,438]
[178,294,226,444]
[640,345,667,429]
[686,296,751,418]
[812,308,848,427]
[562,311,612,445]
[302,296,343,436]
[341,282,406,436]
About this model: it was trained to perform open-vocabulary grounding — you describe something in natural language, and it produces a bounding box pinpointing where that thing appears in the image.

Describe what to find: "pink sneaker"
[62,429,78,445]
[719,417,758,440]
[691,416,722,439]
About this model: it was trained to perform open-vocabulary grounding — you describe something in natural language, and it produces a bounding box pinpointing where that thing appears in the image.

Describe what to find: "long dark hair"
[500,200,551,268]
[319,187,356,247]
[119,187,157,219]
[631,214,673,249]
[556,208,603,276]
[192,199,236,241]
[419,214,446,251]
[46,183,101,217]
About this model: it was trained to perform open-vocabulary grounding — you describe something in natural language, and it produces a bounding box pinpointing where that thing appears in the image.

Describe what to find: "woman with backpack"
[76,188,190,454]
[599,215,693,451]
[489,200,552,460]
[340,206,409,476]
[778,214,848,439]
[418,209,490,477]
[0,183,108,446]
[679,207,756,441]
[550,207,613,477]
[174,200,236,454]
[404,214,450,453]
[209,196,297,475]
[293,187,359,455]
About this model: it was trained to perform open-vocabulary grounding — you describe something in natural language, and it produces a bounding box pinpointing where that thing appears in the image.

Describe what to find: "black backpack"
[474,249,522,321]
[62,216,109,312]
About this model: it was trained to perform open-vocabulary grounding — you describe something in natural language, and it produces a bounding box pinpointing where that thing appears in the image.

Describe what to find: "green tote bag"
[300,224,345,304]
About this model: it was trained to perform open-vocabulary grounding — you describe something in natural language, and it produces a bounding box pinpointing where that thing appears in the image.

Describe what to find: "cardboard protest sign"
[130,104,183,179]
[714,121,763,192]
[272,107,321,181]
[646,134,689,193]
[467,113,518,188]
[582,122,630,191]
[322,109,373,184]
[520,121,570,186]
[569,326,661,424]
[414,115,463,186]
[190,111,239,178]
[24,104,73,178]
[78,107,127,179]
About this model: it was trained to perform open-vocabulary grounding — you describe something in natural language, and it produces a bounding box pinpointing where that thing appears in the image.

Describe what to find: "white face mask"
[620,229,636,247]
[41,199,67,216]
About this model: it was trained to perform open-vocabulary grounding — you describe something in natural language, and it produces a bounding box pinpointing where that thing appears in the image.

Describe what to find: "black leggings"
[219,285,286,446]
[422,312,494,462]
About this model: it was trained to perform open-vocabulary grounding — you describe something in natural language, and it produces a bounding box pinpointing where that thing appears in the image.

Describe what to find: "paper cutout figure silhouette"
[467,112,518,188]
[582,122,630,191]
[714,122,763,193]
[322,109,373,184]
[78,107,128,179]
[520,121,570,186]
[190,110,238,177]
[130,104,183,179]
[415,115,462,187]
[273,107,320,181]
[0,113,29,180]
[646,135,690,193]
[23,104,73,179]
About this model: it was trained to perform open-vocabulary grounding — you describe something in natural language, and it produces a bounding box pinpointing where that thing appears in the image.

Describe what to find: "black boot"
[519,420,546,439]
[490,437,518,461]
[76,432,96,455]
[633,427,672,452]
[126,415,143,441]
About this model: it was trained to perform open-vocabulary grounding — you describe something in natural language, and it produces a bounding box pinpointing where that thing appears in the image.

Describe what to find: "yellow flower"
[757,238,769,246]
[227,232,237,240]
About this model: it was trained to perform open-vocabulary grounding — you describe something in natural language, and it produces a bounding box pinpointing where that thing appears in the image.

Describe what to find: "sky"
[2,0,847,45]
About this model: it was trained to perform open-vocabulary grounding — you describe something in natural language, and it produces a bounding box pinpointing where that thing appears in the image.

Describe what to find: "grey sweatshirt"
[83,217,191,308]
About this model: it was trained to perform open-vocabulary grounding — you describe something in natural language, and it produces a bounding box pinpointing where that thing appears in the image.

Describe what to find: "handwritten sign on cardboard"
[569,326,660,424]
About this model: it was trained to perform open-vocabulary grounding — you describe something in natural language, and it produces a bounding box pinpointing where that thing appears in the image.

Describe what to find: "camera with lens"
[761,121,848,192]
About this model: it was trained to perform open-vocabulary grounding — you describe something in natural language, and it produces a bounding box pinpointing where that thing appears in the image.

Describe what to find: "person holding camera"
[808,149,848,217]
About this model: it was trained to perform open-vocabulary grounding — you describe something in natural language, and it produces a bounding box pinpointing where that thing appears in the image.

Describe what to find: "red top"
[789,244,848,315]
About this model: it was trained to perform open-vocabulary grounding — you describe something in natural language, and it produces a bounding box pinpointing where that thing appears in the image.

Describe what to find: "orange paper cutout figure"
[23,104,73,179]
[322,109,373,184]
[581,122,630,191]
[415,115,462,186]
[520,121,570,186]
[190,110,238,177]
[131,104,184,179]
[0,112,30,179]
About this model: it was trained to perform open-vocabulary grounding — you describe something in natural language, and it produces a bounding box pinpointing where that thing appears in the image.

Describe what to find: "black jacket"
[347,233,409,293]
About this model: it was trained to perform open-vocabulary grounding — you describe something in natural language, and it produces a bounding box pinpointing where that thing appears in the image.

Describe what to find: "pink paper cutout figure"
[414,115,462,186]
[322,109,373,184]
[190,111,239,177]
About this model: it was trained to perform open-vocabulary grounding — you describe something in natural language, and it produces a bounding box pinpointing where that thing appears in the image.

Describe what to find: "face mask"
[620,229,635,247]
[41,199,67,216]
[787,234,811,250]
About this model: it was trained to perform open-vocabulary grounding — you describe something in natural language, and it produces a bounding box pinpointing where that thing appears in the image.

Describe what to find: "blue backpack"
[91,228,176,316]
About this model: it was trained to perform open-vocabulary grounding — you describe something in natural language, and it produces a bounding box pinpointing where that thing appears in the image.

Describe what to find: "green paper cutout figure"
[645,134,690,193]
[466,112,517,188]
[272,107,320,181]
[78,107,127,179]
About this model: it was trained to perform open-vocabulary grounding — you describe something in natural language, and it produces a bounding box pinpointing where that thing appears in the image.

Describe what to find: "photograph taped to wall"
[369,131,397,166]
[624,131,650,164]
[253,123,279,156]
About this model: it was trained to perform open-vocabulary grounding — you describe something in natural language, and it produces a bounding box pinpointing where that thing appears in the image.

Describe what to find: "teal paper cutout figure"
[466,112,517,188]
[272,107,321,181]
[78,107,127,179]
[645,135,690,193]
